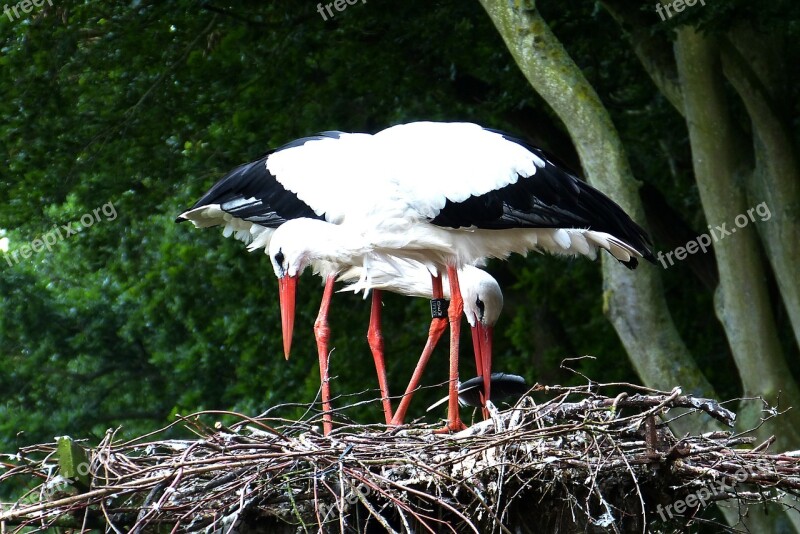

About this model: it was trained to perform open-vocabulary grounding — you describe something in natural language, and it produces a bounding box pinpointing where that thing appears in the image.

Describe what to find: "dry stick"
[613,442,647,534]
[752,435,777,453]
[3,459,264,522]
[346,465,449,533]
[354,485,399,534]
[186,409,286,438]
[337,463,346,534]
[285,476,310,534]
[131,440,200,532]
[491,441,509,534]
[410,454,513,534]
[0,487,131,522]
[345,470,442,534]
[99,496,126,534]
[458,480,513,534]
[312,466,323,532]
[378,474,476,534]
[318,478,348,533]
[583,433,614,531]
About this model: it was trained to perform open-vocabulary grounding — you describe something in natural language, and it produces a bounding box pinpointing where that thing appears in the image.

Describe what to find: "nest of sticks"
[2,382,800,533]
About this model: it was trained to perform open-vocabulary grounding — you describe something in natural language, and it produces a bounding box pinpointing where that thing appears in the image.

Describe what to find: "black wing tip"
[622,257,639,270]
[184,132,341,213]
[492,131,660,266]
[624,234,658,269]
[619,241,657,270]
[457,373,529,407]
[619,248,661,269]
[182,157,270,213]
[460,373,528,393]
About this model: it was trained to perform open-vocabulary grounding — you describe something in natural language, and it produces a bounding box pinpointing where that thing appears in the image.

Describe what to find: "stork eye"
[274,249,285,267]
[475,296,485,321]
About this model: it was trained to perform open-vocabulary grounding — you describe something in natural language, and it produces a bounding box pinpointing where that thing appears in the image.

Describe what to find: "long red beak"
[278,275,298,360]
[470,324,494,405]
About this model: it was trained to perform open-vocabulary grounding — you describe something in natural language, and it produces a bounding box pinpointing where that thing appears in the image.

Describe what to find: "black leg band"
[430,298,450,318]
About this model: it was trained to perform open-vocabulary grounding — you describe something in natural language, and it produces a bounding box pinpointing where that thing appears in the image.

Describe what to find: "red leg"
[390,274,447,426]
[435,266,466,433]
[314,275,336,436]
[367,289,393,424]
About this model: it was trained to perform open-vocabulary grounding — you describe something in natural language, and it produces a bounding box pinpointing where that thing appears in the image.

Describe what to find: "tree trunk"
[721,27,800,350]
[477,0,720,438]
[600,0,684,115]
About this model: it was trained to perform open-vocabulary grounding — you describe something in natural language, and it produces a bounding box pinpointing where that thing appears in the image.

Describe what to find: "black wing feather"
[178,133,343,226]
[431,131,655,265]
[458,373,528,407]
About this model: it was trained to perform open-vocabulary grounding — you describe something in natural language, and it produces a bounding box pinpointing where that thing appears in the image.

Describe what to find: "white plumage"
[340,260,503,330]
[180,123,650,269]
[373,122,545,205]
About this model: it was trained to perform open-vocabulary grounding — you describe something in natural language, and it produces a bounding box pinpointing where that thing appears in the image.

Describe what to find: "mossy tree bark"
[602,2,800,350]
[722,27,800,350]
[675,29,800,532]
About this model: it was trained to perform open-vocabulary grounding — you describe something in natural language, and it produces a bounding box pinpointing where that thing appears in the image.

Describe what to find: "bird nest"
[2,383,799,533]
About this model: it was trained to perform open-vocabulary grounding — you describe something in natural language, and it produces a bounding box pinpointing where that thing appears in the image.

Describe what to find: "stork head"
[458,266,503,404]
[268,218,349,360]
[268,224,313,361]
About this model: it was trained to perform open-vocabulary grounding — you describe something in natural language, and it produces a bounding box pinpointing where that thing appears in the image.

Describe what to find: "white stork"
[178,139,504,433]
[266,121,654,433]
[182,121,654,434]
[177,133,400,432]
[340,260,504,425]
